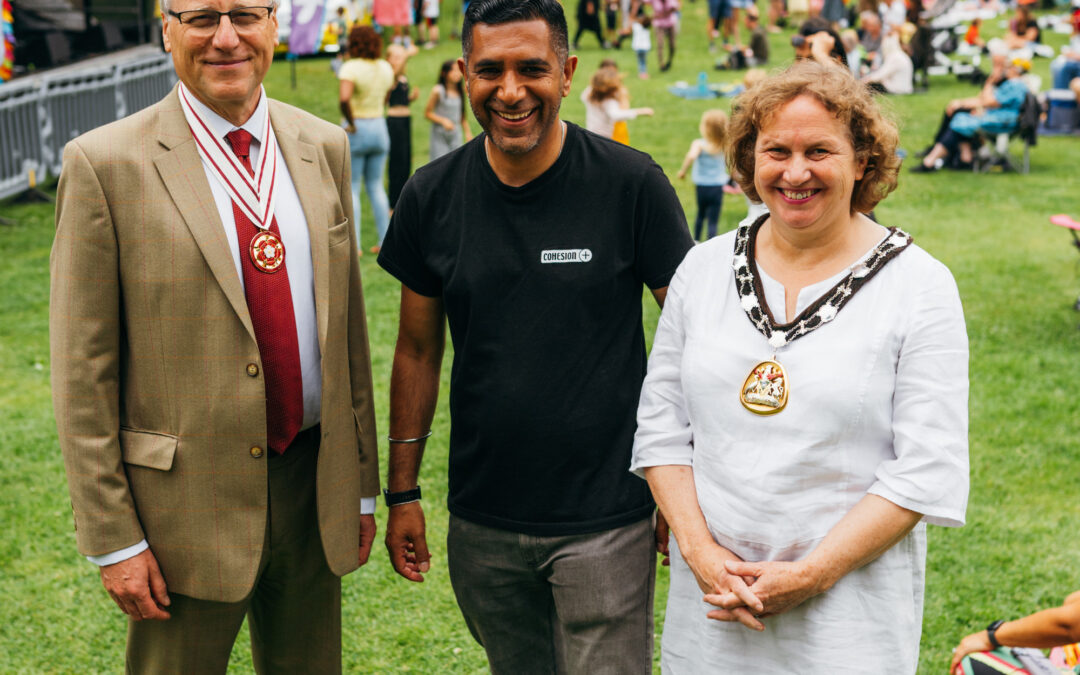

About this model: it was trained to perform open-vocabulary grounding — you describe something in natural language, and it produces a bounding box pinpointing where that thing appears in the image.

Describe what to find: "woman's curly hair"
[727,60,901,214]
[347,25,383,60]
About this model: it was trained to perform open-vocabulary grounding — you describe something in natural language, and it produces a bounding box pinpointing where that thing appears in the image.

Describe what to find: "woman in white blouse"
[632,60,969,673]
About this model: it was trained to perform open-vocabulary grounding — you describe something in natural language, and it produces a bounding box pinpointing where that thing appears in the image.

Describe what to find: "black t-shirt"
[378,123,694,535]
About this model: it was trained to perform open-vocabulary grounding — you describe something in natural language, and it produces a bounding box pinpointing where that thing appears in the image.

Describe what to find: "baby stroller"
[1050,214,1080,312]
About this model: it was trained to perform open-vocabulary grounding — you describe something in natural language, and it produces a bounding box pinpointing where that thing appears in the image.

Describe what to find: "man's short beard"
[474,101,562,157]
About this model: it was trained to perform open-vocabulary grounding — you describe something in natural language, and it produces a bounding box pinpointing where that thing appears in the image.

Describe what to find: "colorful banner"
[1,0,14,82]
[288,0,327,55]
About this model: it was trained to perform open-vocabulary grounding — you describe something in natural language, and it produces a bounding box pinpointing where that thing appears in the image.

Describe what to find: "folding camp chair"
[1049,214,1080,312]
[975,92,1039,174]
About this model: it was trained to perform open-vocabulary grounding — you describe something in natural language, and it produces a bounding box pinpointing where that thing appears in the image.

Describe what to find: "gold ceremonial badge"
[740,360,789,415]
[250,231,285,273]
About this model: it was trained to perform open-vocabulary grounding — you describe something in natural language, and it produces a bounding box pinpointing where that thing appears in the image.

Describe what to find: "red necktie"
[225,129,303,454]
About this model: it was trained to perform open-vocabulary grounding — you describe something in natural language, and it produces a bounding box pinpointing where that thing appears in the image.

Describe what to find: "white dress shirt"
[90,87,372,567]
[631,228,969,671]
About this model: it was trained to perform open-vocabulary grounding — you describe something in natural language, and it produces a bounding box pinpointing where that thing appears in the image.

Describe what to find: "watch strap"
[987,620,1005,649]
[384,485,422,507]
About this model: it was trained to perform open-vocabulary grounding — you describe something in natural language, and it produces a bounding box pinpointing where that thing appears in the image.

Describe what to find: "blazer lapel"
[271,101,330,354]
[153,87,255,341]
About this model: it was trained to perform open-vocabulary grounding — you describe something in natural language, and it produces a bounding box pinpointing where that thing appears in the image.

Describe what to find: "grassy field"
[2,5,1080,672]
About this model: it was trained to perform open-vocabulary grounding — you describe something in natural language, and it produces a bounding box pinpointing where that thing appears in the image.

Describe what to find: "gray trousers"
[447,514,656,675]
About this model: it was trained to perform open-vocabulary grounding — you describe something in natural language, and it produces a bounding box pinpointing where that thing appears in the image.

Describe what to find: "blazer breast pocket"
[119,428,178,471]
[327,218,351,248]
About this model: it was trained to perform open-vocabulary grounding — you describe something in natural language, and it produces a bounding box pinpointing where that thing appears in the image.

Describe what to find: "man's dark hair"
[797,17,849,68]
[461,0,569,64]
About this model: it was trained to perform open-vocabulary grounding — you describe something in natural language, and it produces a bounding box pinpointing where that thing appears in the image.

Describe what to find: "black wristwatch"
[986,619,1005,649]
[383,485,422,507]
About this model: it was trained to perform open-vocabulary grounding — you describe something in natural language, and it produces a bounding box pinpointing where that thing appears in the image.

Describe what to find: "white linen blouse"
[631,227,969,673]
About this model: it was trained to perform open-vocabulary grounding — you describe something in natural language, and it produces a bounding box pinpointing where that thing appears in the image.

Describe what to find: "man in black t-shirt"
[377,0,693,671]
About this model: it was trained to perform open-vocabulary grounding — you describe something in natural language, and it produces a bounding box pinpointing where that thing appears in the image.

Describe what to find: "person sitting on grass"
[861,28,913,95]
[791,16,849,69]
[910,57,1030,173]
[1050,10,1080,105]
[950,591,1080,674]
[986,5,1041,61]
[716,5,769,70]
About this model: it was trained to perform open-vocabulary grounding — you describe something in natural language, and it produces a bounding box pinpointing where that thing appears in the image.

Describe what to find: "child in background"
[419,0,440,48]
[742,66,767,90]
[964,17,984,48]
[676,109,729,241]
[632,14,652,79]
[425,59,472,161]
[598,59,633,143]
[581,66,654,140]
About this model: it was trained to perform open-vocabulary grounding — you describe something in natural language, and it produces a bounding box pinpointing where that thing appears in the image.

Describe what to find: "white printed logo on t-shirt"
[540,248,593,264]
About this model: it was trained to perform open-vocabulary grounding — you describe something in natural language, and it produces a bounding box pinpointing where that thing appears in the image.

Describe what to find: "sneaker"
[908,162,939,173]
[638,72,650,79]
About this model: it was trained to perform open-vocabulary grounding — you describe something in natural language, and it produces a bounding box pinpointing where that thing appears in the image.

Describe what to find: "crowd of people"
[331,0,1080,242]
[46,0,1080,672]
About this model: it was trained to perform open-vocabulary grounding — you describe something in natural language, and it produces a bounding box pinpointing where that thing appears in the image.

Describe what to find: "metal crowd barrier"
[0,80,44,201]
[0,52,176,201]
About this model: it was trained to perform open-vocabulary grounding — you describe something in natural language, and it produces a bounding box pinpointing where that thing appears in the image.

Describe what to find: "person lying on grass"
[950,590,1080,674]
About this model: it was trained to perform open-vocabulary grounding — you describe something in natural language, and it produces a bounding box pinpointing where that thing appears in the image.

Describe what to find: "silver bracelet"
[387,430,433,444]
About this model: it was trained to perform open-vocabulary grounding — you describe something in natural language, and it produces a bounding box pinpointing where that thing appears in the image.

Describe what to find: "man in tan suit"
[49,0,379,671]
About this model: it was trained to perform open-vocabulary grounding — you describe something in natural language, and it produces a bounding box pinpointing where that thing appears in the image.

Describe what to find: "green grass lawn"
[3,6,1080,672]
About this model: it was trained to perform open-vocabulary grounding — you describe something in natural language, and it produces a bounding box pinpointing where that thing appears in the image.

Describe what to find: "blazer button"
[246,363,259,377]
[250,446,264,459]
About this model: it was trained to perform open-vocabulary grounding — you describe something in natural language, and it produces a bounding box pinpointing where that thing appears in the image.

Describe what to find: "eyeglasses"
[167,6,275,33]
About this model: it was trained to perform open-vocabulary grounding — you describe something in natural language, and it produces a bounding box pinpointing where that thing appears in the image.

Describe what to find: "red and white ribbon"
[178,84,279,231]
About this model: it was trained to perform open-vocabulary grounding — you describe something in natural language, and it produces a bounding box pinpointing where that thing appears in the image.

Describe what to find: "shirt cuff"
[86,500,375,566]
[86,539,149,567]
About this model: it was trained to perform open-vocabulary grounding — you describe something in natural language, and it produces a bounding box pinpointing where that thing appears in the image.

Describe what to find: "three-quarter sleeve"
[868,258,970,527]
[631,254,696,476]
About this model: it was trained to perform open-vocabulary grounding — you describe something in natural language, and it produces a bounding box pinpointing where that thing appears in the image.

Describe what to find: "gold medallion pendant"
[740,360,789,415]
[249,231,286,273]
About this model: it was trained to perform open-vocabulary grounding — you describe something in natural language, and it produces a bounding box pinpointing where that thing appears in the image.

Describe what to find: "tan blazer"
[50,86,379,603]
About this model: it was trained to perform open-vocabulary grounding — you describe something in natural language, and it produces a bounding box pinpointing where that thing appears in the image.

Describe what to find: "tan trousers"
[126,428,342,674]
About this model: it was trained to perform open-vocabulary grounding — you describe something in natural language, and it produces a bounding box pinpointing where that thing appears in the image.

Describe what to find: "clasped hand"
[697,556,826,631]
[683,545,765,631]
[691,552,825,630]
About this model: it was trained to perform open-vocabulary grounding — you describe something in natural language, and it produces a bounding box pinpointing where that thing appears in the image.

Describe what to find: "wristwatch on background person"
[986,620,1005,649]
[384,486,422,507]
